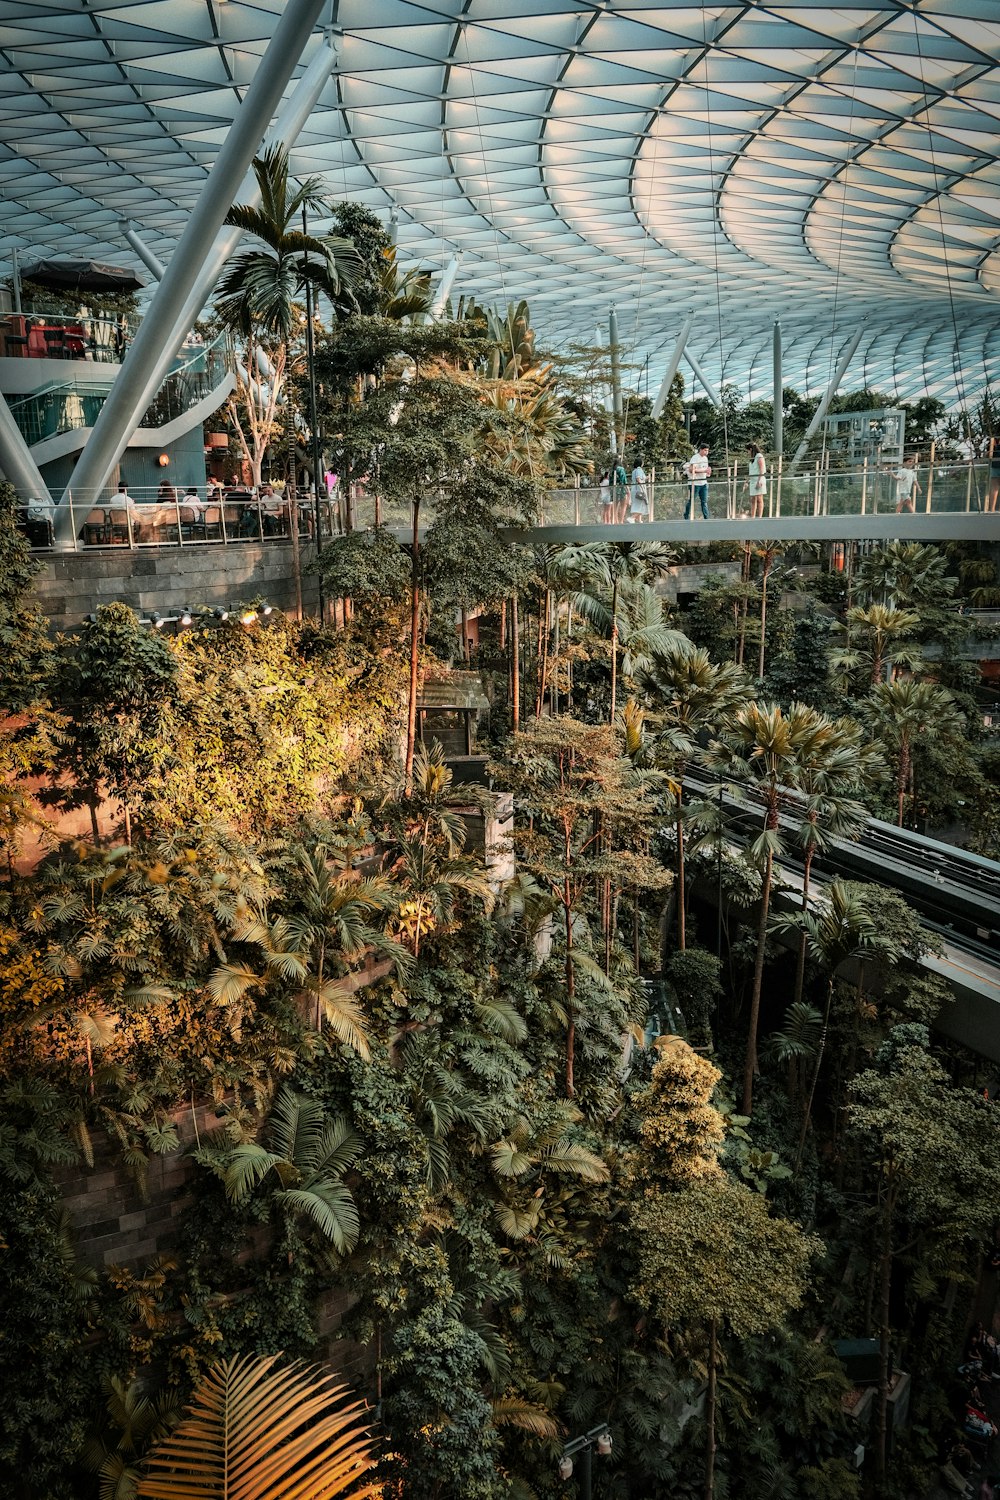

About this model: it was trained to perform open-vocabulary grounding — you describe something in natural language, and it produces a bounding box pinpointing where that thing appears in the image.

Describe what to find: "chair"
[82,508,109,545]
[107,507,132,545]
[178,505,204,541]
[225,503,253,539]
[202,504,222,541]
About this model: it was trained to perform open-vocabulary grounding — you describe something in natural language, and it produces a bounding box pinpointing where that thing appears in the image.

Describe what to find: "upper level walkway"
[16,458,1000,553]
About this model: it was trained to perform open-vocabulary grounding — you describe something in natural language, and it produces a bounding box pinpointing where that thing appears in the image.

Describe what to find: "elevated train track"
[685,773,1000,1060]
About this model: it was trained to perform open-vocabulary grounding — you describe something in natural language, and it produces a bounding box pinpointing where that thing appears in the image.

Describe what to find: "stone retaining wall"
[32,541,318,630]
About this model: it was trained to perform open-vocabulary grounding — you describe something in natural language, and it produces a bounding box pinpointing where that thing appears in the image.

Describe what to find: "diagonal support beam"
[59,2,334,539]
[0,392,50,503]
[683,345,722,410]
[651,316,693,421]
[789,324,865,471]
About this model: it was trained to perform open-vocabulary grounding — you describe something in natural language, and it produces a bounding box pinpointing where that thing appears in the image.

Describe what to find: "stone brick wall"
[32,540,318,630]
[54,1096,373,1382]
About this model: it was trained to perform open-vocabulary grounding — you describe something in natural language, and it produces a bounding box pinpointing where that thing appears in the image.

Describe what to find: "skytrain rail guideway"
[687,773,1000,1062]
[1,0,999,410]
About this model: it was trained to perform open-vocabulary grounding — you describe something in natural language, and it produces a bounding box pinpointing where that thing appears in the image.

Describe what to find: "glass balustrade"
[6,330,232,447]
[14,458,999,555]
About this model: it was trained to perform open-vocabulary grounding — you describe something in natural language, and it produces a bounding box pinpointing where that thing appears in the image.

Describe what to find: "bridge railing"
[535,458,996,525]
[16,457,998,552]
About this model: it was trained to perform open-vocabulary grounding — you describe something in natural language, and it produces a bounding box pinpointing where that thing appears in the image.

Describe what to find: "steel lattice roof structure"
[2,0,999,409]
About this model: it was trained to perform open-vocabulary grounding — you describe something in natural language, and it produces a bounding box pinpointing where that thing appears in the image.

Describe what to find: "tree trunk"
[757,565,770,681]
[876,1182,896,1483]
[743,845,773,1115]
[536,588,550,720]
[676,785,686,951]
[564,863,576,1098]
[896,740,909,828]
[794,974,834,1170]
[610,578,620,724]
[460,606,470,664]
[793,842,816,1007]
[511,595,520,731]
[285,409,303,621]
[404,495,422,794]
[704,1319,718,1500]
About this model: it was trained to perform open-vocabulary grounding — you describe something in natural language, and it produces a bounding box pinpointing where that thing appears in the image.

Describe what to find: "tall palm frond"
[137,1354,377,1500]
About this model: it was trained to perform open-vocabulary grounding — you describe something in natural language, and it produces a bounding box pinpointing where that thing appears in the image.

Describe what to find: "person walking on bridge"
[684,443,711,520]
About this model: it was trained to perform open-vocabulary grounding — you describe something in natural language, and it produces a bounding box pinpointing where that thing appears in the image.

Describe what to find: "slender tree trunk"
[88,797,102,847]
[499,598,507,649]
[876,1182,896,1483]
[552,600,560,716]
[610,577,620,724]
[704,1319,718,1500]
[793,842,816,1007]
[676,785,686,951]
[757,566,770,681]
[896,741,909,828]
[743,845,774,1115]
[564,864,576,1098]
[736,591,748,668]
[794,973,834,1170]
[404,496,422,794]
[286,407,303,620]
[460,606,470,664]
[536,588,550,720]
[511,595,520,731]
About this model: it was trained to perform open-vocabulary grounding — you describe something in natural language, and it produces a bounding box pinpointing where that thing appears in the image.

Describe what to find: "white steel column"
[119,221,166,281]
[789,326,865,471]
[429,254,460,318]
[683,346,722,409]
[59,3,334,537]
[651,316,693,420]
[0,393,50,503]
[772,320,783,457]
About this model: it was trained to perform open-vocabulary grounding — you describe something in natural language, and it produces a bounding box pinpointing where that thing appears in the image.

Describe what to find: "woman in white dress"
[745,443,767,518]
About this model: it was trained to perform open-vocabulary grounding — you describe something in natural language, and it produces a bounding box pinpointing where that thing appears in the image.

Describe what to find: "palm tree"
[638,646,747,950]
[708,700,840,1115]
[208,1086,362,1255]
[138,1353,377,1500]
[786,718,882,1005]
[569,541,677,722]
[216,145,358,614]
[862,677,965,827]
[835,602,922,688]
[858,540,954,610]
[772,879,882,1167]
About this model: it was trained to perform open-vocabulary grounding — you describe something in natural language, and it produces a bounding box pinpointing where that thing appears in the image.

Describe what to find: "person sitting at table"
[258,483,285,536]
[225,473,252,500]
[182,485,206,517]
[157,479,178,506]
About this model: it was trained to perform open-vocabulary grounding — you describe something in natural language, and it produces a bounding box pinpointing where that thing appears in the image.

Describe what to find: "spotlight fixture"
[150,610,165,629]
[86,612,97,624]
[557,1458,573,1481]
[596,1432,613,1457]
[179,606,193,626]
[240,609,258,626]
[260,602,273,616]
[213,606,229,622]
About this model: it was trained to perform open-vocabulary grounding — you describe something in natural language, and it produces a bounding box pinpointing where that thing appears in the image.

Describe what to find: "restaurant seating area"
[0,312,127,363]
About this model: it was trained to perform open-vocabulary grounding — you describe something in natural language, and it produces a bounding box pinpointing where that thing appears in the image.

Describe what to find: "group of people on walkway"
[597,442,769,523]
[599,461,650,523]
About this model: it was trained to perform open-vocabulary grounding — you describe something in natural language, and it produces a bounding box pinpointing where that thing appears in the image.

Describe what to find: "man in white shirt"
[684,444,711,519]
[888,454,921,514]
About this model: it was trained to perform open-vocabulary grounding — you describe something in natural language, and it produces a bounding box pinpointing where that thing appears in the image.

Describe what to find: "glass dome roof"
[3,0,999,406]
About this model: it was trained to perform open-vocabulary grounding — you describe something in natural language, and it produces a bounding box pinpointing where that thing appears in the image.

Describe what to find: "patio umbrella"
[18,258,147,292]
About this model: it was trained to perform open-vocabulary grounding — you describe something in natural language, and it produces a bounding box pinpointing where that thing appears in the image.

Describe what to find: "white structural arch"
[1,0,999,405]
